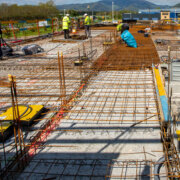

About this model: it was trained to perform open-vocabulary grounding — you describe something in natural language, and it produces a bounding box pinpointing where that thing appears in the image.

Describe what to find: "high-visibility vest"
[63,16,70,30]
[84,16,91,25]
[117,23,123,32]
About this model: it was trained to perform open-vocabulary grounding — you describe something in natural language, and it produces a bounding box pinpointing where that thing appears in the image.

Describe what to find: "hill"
[57,0,169,11]
[174,3,180,8]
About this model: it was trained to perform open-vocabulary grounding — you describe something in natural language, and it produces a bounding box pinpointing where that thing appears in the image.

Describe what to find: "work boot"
[0,56,6,60]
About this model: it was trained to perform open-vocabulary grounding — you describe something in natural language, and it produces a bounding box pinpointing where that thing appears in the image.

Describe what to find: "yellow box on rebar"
[0,122,12,133]
[0,122,13,142]
[176,130,180,141]
[0,105,44,125]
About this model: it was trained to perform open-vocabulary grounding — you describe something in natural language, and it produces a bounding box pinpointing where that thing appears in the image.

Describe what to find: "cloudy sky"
[0,0,179,5]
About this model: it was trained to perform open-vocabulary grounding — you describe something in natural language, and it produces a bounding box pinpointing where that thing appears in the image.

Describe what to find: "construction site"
[0,21,180,180]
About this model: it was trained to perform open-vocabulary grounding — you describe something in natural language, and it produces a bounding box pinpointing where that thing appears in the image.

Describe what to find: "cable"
[45,43,63,54]
[0,105,32,148]
[0,104,32,119]
[154,156,172,180]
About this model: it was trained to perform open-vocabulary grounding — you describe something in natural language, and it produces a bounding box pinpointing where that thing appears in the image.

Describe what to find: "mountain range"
[57,0,169,11]
[174,3,180,7]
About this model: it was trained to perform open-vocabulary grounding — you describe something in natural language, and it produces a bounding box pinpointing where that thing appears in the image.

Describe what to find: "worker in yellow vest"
[84,13,91,38]
[62,14,71,39]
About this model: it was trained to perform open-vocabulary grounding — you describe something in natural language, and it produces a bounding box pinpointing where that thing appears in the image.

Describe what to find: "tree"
[0,1,60,21]
[69,10,79,17]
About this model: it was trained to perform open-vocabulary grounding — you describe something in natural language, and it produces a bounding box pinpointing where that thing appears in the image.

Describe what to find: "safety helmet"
[121,23,129,33]
[84,13,88,17]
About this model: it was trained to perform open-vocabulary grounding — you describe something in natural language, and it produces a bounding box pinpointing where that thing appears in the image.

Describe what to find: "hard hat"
[66,14,70,17]
[122,23,129,32]
[84,13,88,17]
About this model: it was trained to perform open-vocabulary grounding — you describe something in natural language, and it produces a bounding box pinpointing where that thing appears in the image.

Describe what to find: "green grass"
[3,27,62,39]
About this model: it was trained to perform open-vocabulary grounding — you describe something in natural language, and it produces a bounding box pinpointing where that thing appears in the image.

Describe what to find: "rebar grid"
[152,27,180,178]
[5,68,163,180]
[153,39,180,52]
[61,70,159,125]
[0,30,107,103]
[2,26,179,180]
[10,158,112,180]
[0,30,112,176]
[93,34,160,71]
[8,159,160,180]
[161,125,180,179]
[106,160,155,179]
[151,24,179,32]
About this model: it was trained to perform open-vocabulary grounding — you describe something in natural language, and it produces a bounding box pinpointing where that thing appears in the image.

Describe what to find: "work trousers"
[85,25,91,38]
[64,29,69,39]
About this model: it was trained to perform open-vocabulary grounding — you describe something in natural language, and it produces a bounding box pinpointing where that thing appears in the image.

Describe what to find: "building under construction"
[0,23,180,179]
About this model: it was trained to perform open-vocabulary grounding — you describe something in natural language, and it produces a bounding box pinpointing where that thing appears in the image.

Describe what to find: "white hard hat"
[84,13,88,17]
[66,14,70,17]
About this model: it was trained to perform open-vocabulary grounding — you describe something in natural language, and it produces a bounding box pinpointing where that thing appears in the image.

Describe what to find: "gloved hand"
[119,39,124,44]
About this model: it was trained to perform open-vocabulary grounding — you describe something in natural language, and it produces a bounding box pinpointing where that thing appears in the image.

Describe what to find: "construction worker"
[121,24,137,48]
[84,13,91,38]
[62,14,71,39]
[77,18,80,30]
[144,26,151,37]
[0,23,3,60]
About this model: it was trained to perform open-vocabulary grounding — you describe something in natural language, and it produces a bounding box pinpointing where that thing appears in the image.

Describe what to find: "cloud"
[0,0,179,5]
[147,0,179,5]
[0,0,39,5]
[0,0,99,5]
[55,0,98,4]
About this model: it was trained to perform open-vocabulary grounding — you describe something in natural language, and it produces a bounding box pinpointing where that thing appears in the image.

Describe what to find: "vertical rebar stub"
[8,74,13,82]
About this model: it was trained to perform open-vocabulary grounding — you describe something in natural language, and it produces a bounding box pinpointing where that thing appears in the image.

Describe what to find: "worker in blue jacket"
[121,24,137,48]
[0,23,2,59]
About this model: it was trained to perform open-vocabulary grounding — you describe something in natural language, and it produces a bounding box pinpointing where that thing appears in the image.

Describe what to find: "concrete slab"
[18,70,163,179]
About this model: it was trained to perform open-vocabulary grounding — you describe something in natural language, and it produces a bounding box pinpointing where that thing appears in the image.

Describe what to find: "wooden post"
[11,21,16,40]
[52,19,54,34]
[37,20,40,36]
